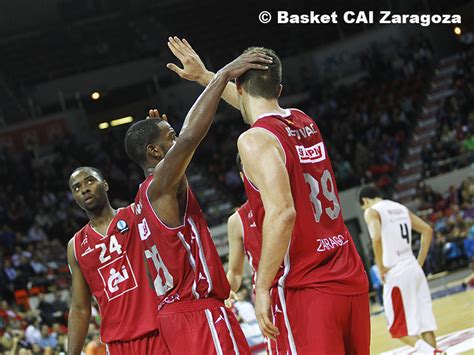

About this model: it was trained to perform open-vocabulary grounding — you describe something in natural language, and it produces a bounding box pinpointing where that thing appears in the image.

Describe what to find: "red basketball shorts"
[106,330,166,354]
[157,298,251,354]
[268,287,370,355]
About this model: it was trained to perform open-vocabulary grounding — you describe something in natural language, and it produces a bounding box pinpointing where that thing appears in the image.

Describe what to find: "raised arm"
[67,238,92,355]
[166,36,241,109]
[226,211,245,293]
[409,210,433,267]
[364,208,388,281]
[150,52,272,199]
[238,128,296,340]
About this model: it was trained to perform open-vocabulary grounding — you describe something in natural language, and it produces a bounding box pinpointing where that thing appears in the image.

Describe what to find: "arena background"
[0,0,473,353]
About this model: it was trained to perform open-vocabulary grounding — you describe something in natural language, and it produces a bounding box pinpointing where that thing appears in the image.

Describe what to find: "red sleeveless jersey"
[73,205,160,343]
[243,109,368,295]
[134,175,230,309]
[236,201,261,287]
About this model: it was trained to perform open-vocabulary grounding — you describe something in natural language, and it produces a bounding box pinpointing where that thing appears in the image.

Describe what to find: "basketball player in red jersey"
[123,50,272,354]
[166,38,370,354]
[67,167,165,355]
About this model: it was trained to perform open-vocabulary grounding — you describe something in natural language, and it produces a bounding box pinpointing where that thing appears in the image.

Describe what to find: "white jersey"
[370,199,414,268]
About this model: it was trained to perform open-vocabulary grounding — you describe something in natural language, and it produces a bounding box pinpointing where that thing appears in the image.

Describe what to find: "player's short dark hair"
[236,153,243,173]
[124,119,163,168]
[70,166,104,181]
[358,185,382,205]
[236,47,282,99]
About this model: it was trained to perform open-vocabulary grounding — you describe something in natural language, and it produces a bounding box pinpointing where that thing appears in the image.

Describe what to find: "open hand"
[255,289,279,340]
[166,37,208,83]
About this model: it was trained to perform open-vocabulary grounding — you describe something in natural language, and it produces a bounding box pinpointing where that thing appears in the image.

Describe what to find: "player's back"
[243,109,367,294]
[237,201,261,286]
[371,199,415,269]
[134,175,230,309]
[73,205,160,342]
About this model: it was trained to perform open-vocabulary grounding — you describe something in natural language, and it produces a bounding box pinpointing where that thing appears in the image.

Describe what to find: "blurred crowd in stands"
[421,48,474,177]
[416,176,474,275]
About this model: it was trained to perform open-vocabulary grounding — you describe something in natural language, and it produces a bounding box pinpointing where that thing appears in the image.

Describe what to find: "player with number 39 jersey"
[241,108,370,354]
[243,109,368,293]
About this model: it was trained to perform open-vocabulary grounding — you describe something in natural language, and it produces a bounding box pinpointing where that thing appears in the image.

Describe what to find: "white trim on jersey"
[72,234,78,263]
[270,295,276,355]
[188,217,213,295]
[176,231,200,299]
[278,248,297,355]
[288,108,307,115]
[144,181,190,231]
[205,309,223,355]
[237,211,245,246]
[257,109,292,119]
[220,307,240,355]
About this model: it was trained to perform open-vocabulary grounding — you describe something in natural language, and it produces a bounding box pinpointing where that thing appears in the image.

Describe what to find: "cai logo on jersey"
[138,218,151,240]
[97,254,138,300]
[296,142,326,164]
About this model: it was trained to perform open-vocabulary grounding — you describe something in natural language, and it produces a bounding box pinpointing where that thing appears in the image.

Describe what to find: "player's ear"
[276,84,283,98]
[236,80,243,95]
[147,144,164,160]
[103,180,109,192]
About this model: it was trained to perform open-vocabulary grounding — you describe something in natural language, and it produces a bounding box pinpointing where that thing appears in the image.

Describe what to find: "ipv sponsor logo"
[296,142,326,164]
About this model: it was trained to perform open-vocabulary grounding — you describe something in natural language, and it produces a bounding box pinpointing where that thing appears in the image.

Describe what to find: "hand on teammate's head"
[219,51,273,81]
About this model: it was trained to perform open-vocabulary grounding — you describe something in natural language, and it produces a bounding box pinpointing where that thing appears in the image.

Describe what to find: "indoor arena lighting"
[454,27,462,35]
[98,122,109,129]
[110,116,134,127]
[91,91,101,100]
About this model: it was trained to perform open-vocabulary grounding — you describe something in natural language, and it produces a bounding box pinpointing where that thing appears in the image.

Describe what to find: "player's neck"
[247,98,285,125]
[369,198,384,208]
[88,204,116,230]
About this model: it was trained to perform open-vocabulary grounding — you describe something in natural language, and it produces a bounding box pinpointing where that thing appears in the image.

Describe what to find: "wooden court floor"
[370,289,474,354]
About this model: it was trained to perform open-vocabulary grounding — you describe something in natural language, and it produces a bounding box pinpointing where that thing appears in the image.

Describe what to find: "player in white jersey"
[359,185,443,354]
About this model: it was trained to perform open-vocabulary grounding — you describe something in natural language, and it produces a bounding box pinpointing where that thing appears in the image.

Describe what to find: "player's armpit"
[226,212,245,293]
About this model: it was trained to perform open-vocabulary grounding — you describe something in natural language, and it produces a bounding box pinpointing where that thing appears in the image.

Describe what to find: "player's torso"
[134,176,230,309]
[371,200,415,268]
[243,109,367,294]
[73,206,159,342]
[237,201,261,286]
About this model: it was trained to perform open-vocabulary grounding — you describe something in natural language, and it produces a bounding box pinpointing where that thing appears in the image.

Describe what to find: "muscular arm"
[238,129,295,338]
[67,239,92,355]
[196,71,239,109]
[409,210,433,267]
[364,208,386,280]
[226,212,245,292]
[149,71,231,201]
[167,37,240,109]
